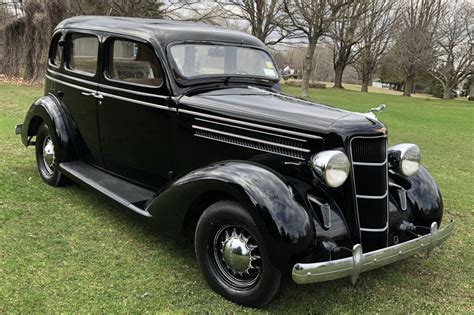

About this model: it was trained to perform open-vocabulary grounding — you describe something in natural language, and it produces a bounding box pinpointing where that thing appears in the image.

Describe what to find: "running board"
[59,161,154,217]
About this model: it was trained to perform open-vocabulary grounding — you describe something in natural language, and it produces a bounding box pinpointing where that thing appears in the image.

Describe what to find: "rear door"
[97,34,171,189]
[48,30,103,166]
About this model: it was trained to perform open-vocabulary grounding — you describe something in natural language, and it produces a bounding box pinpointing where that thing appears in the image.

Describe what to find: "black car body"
[17,17,454,307]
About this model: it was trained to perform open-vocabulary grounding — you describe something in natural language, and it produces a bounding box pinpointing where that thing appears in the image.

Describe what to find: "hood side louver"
[192,118,311,160]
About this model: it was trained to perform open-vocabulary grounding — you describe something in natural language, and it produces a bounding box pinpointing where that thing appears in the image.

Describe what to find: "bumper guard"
[292,221,454,285]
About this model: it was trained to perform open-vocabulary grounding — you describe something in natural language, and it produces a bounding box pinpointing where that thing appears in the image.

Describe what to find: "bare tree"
[282,0,347,97]
[353,0,397,92]
[214,0,288,45]
[393,0,444,96]
[330,0,369,89]
[427,0,472,99]
[71,0,182,19]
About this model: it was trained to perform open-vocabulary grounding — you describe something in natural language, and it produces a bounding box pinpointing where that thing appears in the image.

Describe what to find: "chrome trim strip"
[48,69,169,99]
[98,83,168,99]
[356,191,388,199]
[100,92,169,111]
[46,74,96,93]
[348,140,363,242]
[46,74,169,111]
[307,195,322,206]
[193,125,310,153]
[352,160,387,166]
[194,134,305,160]
[47,69,96,86]
[360,223,388,232]
[292,221,454,285]
[180,109,322,140]
[308,195,332,229]
[195,118,307,142]
[350,134,388,139]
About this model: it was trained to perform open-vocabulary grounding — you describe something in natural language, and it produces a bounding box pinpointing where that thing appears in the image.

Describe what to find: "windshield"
[169,44,279,80]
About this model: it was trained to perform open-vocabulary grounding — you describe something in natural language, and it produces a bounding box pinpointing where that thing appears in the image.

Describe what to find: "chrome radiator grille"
[349,136,388,251]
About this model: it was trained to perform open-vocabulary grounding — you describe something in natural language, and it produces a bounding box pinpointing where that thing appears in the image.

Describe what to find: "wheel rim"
[211,224,262,289]
[42,136,55,176]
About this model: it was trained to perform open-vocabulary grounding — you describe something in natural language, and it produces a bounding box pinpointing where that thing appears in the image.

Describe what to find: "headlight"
[310,150,350,188]
[388,143,420,176]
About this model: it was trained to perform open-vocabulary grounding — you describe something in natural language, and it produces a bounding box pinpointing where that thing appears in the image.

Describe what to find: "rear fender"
[21,94,76,161]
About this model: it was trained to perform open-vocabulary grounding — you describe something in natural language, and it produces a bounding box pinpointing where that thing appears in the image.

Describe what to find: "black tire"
[195,201,282,307]
[35,122,65,186]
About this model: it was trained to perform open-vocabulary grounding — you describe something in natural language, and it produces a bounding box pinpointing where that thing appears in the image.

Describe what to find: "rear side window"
[49,35,63,67]
[68,34,99,76]
[107,39,164,87]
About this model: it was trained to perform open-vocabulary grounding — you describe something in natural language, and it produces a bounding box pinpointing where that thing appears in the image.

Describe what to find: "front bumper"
[292,221,454,284]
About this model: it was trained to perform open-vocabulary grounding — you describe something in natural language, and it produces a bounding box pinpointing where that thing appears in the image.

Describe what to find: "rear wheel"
[35,122,65,186]
[195,201,281,307]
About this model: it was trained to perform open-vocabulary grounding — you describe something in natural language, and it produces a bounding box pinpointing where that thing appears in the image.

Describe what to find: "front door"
[97,35,171,189]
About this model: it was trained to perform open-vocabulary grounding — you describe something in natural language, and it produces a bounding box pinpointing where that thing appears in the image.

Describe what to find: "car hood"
[178,87,386,139]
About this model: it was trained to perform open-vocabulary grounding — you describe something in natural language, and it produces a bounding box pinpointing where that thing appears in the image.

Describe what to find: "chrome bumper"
[292,221,454,285]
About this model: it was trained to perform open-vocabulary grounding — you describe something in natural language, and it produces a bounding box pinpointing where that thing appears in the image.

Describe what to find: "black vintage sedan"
[16,16,453,307]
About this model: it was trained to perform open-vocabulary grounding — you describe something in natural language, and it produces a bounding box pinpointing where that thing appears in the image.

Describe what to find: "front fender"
[21,94,76,162]
[390,165,443,226]
[406,166,443,224]
[146,161,316,269]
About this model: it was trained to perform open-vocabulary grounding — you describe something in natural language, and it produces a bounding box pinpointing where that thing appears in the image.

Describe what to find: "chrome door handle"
[81,91,103,99]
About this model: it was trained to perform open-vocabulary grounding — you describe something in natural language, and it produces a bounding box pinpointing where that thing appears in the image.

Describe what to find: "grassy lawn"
[1,82,473,312]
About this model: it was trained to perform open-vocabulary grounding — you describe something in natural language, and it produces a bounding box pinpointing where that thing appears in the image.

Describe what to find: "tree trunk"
[469,76,474,101]
[301,38,317,97]
[333,63,345,89]
[360,72,372,92]
[443,85,454,99]
[361,80,369,92]
[403,75,414,96]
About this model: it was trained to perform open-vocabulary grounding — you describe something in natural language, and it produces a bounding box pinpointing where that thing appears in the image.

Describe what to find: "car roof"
[56,16,266,49]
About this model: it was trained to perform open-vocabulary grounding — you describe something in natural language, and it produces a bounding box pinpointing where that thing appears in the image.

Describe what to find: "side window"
[107,39,164,87]
[49,35,63,67]
[67,34,99,76]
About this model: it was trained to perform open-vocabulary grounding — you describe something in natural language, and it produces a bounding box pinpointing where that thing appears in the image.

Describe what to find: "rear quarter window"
[49,34,63,67]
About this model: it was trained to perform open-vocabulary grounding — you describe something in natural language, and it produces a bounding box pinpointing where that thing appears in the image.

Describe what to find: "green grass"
[1,83,473,312]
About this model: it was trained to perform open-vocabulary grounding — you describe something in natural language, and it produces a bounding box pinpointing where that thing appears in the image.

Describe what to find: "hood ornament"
[364,104,386,120]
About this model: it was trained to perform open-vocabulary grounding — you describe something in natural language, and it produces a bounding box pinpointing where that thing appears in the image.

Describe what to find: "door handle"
[81,91,103,99]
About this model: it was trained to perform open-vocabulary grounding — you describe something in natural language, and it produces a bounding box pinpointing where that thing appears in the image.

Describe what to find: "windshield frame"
[166,40,280,86]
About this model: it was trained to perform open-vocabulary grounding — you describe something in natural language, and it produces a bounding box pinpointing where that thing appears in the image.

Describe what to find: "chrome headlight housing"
[388,143,421,176]
[310,150,350,188]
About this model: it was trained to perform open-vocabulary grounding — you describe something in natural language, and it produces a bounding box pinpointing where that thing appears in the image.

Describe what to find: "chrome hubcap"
[42,136,55,175]
[213,225,262,288]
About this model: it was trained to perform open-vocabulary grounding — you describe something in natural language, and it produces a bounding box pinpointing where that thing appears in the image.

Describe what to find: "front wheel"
[35,122,66,186]
[195,201,281,307]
